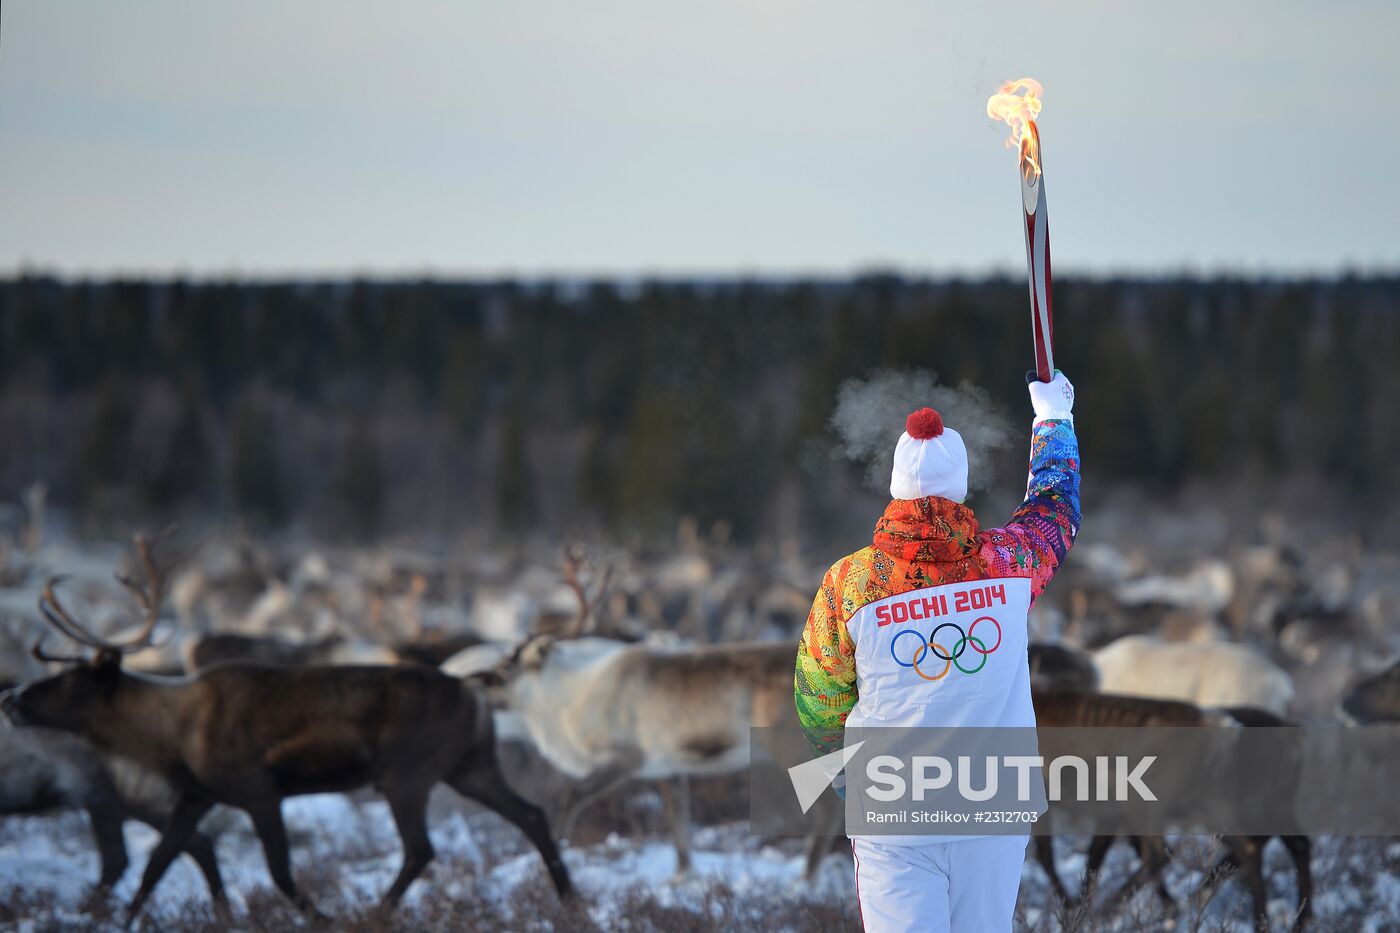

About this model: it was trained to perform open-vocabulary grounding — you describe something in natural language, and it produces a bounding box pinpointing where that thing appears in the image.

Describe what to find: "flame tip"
[986,76,1045,180]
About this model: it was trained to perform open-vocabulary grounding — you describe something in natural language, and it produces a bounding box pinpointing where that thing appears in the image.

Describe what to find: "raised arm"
[794,559,857,756]
[978,372,1081,601]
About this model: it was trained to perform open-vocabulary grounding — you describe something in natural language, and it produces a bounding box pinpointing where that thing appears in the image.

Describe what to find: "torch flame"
[986,77,1044,183]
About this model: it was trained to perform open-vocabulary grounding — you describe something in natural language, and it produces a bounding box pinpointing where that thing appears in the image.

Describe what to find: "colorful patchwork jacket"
[794,418,1080,754]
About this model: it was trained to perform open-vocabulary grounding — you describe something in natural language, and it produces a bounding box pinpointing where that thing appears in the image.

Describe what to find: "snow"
[0,792,858,930]
[4,790,1400,931]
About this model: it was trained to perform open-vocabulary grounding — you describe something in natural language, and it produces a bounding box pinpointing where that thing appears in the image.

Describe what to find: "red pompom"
[905,408,944,440]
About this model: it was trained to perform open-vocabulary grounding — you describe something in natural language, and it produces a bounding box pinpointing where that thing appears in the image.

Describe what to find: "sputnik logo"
[788,741,864,814]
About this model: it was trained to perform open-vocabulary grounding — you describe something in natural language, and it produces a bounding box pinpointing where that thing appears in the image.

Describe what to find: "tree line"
[0,274,1395,545]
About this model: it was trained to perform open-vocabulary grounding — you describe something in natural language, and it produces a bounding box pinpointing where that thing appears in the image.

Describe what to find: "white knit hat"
[889,407,969,502]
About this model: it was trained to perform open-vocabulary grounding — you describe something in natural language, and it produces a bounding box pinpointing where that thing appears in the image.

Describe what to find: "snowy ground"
[2,785,1399,932]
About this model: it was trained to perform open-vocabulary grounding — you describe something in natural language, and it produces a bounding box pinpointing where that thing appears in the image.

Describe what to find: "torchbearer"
[792,79,1081,933]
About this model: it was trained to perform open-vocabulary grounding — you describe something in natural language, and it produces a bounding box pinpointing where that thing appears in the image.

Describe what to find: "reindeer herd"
[0,523,1397,930]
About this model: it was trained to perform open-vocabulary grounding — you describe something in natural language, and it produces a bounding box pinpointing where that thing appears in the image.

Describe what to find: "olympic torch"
[987,79,1055,383]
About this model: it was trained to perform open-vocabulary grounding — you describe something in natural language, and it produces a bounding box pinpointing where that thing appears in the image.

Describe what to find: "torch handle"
[1019,123,1055,383]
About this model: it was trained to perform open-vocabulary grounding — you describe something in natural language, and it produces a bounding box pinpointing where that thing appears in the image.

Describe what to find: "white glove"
[1028,370,1074,424]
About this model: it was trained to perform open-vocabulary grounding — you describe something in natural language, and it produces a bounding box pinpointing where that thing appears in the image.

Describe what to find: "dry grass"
[3,780,1398,932]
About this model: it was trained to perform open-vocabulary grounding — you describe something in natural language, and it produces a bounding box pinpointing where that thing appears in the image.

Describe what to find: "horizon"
[5,265,1399,286]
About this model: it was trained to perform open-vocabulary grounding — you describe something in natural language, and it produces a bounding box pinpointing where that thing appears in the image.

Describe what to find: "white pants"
[852,835,1027,933]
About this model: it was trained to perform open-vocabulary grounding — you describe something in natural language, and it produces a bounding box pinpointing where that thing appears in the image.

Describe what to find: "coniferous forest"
[1,274,1396,547]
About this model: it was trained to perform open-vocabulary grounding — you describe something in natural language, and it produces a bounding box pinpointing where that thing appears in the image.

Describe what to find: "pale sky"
[2,1,1397,277]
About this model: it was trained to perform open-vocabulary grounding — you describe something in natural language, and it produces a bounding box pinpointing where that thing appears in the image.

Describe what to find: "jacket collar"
[873,497,981,563]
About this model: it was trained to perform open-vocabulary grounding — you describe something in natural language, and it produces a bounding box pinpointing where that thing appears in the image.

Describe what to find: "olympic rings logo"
[889,616,1003,681]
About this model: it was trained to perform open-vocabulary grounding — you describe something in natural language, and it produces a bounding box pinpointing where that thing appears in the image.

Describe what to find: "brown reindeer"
[366,571,484,667]
[1341,657,1400,723]
[180,630,399,672]
[0,534,573,923]
[1031,688,1311,932]
[0,721,228,909]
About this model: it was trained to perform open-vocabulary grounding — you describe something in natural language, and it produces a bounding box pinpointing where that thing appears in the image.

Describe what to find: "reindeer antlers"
[37,531,171,654]
[561,546,613,638]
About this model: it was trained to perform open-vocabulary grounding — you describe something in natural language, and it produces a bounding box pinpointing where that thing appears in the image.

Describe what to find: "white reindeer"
[477,634,793,875]
[1093,634,1294,715]
[450,549,838,876]
[1113,560,1235,616]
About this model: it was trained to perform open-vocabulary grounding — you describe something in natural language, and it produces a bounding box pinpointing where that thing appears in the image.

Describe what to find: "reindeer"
[471,549,795,876]
[0,721,227,908]
[168,538,278,634]
[0,533,573,923]
[482,635,792,871]
[178,556,432,673]
[1113,560,1236,617]
[180,630,400,673]
[1031,688,1311,932]
[1093,634,1295,715]
[1340,658,1400,723]
[365,571,484,667]
[1027,641,1099,693]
